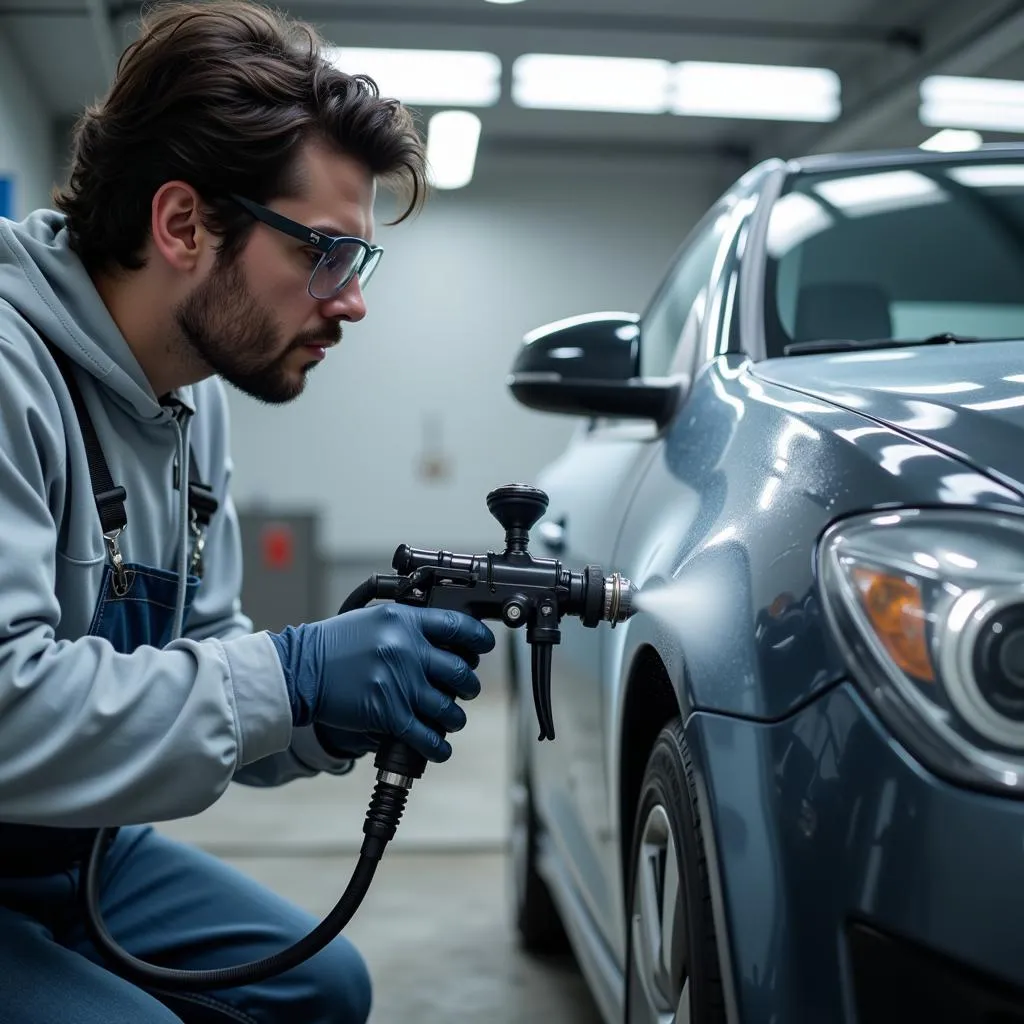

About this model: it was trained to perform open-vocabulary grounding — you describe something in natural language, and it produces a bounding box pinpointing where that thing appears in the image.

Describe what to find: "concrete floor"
[230,851,601,1023]
[156,675,604,1023]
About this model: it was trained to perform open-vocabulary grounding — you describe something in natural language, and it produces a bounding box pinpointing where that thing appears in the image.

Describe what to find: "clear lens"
[819,508,1024,794]
[973,606,1024,721]
[940,587,1024,748]
[358,248,383,288]
[309,242,367,299]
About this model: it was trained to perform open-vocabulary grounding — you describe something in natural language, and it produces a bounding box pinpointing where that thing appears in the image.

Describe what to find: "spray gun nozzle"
[602,572,636,626]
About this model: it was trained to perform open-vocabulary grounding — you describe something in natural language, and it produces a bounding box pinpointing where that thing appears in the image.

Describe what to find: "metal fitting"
[377,770,415,790]
[603,572,635,626]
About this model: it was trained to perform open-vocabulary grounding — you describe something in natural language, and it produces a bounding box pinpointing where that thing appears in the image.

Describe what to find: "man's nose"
[319,276,367,323]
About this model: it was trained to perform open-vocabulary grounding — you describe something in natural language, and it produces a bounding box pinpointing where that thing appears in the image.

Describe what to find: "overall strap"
[181,446,219,579]
[42,337,220,538]
[183,447,219,529]
[43,341,128,538]
[162,394,220,532]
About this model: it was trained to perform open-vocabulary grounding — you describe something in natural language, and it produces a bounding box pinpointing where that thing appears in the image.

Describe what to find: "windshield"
[763,157,1024,358]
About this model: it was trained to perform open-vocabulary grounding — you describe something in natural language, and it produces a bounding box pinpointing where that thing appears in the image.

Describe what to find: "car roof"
[784,141,1024,176]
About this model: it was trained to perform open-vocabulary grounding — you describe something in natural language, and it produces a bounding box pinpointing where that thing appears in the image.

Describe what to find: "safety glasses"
[229,194,383,300]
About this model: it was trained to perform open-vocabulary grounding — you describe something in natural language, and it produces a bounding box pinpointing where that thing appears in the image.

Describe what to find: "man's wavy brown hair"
[53,0,428,273]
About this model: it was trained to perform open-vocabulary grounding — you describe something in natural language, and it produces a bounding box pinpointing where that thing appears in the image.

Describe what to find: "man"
[0,2,495,1022]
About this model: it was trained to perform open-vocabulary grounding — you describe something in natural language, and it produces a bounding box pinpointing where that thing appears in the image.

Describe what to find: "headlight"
[819,508,1024,796]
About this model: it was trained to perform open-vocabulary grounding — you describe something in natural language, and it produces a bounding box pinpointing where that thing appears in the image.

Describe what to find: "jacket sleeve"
[185,379,357,786]
[0,336,292,827]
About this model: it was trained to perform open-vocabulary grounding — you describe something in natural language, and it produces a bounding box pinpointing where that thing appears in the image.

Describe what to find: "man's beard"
[175,256,339,404]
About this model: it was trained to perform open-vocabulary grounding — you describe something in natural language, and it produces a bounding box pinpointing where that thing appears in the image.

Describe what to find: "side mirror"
[507,311,679,427]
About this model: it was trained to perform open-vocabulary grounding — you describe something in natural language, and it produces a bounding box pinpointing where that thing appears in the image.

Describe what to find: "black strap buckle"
[186,482,219,527]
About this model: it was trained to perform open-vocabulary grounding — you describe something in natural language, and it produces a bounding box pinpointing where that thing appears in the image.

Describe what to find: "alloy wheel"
[628,803,689,1023]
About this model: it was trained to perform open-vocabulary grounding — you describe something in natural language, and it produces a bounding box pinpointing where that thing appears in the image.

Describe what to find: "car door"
[531,194,744,950]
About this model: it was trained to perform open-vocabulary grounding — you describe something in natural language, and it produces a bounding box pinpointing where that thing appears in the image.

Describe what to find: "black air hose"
[80,579,397,991]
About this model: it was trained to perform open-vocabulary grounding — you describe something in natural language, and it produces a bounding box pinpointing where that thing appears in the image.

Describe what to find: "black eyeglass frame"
[228,193,383,299]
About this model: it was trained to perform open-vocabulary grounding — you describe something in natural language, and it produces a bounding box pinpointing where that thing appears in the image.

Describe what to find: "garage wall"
[0,31,55,217]
[224,153,737,557]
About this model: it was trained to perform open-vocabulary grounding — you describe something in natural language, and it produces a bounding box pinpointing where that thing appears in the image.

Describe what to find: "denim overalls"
[0,344,372,1023]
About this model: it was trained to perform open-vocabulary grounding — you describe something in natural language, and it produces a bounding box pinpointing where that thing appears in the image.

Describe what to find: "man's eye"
[304,249,322,267]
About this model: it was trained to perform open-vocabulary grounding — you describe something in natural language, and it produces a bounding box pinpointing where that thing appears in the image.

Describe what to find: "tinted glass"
[641,207,729,376]
[763,159,1024,358]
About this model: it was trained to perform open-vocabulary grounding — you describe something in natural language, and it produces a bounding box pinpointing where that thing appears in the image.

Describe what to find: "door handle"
[537,517,566,553]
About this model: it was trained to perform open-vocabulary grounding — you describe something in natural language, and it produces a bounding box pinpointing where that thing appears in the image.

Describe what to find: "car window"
[640,207,730,377]
[763,159,1024,357]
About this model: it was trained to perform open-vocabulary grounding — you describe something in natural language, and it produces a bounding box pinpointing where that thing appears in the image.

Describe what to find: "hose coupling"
[377,770,415,791]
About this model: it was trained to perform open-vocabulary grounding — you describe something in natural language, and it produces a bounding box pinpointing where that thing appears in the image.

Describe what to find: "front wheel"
[624,719,725,1023]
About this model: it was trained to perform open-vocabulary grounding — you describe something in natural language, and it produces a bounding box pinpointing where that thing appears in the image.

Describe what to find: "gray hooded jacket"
[0,210,353,828]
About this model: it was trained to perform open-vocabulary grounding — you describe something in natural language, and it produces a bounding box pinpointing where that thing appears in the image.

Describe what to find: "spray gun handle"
[374,737,430,782]
[373,649,460,782]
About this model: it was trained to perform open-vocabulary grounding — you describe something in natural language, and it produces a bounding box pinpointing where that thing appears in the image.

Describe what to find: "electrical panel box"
[236,510,323,632]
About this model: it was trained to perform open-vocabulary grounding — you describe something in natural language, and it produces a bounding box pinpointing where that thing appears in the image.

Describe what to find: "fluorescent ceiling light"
[765,193,834,257]
[670,62,841,122]
[512,54,671,114]
[509,54,841,121]
[920,128,983,152]
[426,111,482,190]
[812,170,946,217]
[947,163,1024,188]
[920,75,1024,132]
[326,47,501,107]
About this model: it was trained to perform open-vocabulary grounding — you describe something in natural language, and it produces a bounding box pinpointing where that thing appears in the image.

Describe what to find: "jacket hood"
[0,209,192,421]
[754,339,1024,497]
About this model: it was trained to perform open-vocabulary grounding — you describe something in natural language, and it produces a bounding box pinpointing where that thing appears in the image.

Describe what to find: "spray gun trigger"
[531,641,556,741]
[527,598,560,741]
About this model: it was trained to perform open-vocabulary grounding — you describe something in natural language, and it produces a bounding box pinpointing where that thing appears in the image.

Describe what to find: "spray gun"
[81,484,636,991]
[346,483,634,744]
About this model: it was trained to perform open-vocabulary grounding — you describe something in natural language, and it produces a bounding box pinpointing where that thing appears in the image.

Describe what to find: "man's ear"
[151,181,215,273]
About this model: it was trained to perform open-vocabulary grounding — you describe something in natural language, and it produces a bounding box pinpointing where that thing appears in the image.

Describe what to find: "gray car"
[505,143,1024,1024]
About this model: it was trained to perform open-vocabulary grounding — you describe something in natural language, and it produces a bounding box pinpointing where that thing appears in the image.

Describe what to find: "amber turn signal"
[852,567,936,682]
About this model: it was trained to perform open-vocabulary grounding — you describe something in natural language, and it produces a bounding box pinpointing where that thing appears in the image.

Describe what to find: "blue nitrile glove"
[313,642,488,759]
[268,604,496,763]
[313,723,377,760]
[313,642,488,758]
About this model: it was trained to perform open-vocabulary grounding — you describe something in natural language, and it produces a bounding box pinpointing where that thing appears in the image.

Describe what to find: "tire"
[624,719,725,1023]
[508,677,569,955]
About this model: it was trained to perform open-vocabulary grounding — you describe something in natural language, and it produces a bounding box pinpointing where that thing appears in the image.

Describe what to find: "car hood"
[754,339,1024,496]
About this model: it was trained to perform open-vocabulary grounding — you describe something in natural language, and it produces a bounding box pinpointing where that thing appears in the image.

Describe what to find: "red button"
[261,524,294,570]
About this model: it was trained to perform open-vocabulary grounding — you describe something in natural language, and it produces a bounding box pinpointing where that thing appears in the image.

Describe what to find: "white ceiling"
[3,0,1024,171]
